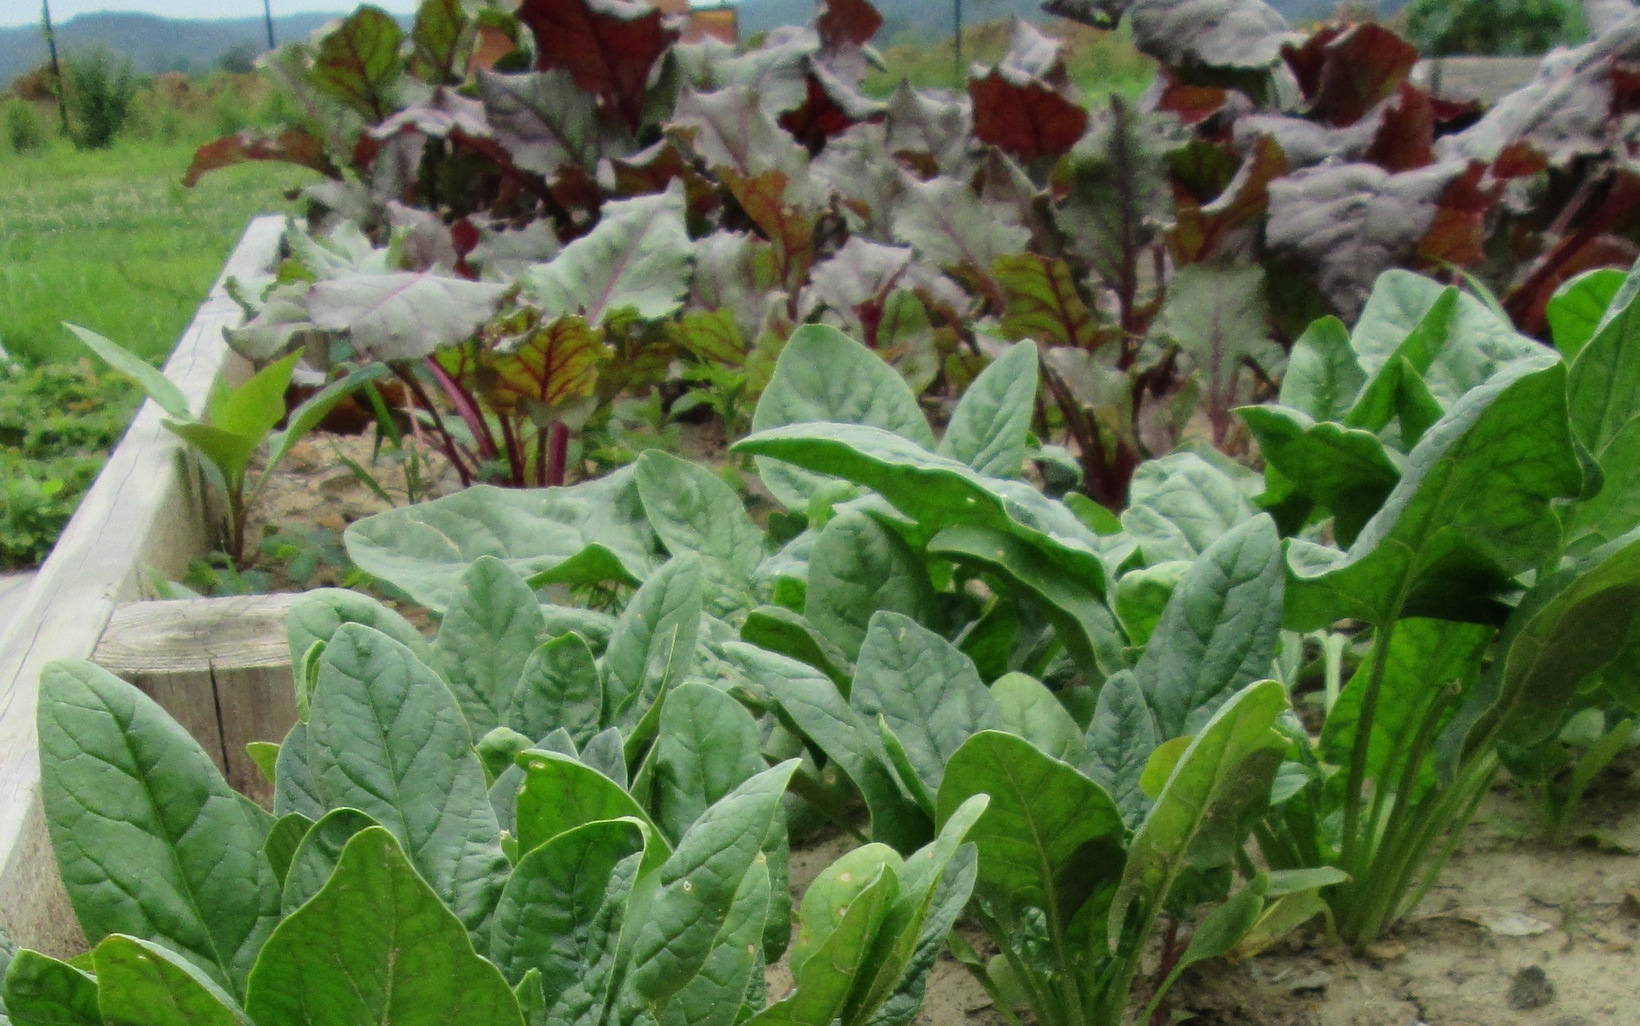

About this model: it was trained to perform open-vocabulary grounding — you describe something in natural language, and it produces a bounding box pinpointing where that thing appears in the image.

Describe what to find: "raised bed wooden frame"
[0,216,286,956]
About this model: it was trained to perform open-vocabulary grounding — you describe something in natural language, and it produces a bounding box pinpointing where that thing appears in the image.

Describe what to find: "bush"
[3,98,44,153]
[1405,0,1570,55]
[65,48,137,149]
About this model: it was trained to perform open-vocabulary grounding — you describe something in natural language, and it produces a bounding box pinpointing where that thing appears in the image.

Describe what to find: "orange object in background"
[683,6,739,44]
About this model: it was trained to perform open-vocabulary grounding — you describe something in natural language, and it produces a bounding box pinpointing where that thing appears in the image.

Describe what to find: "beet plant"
[193,0,1640,506]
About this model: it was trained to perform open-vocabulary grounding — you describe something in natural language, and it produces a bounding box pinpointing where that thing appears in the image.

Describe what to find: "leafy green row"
[18,262,1640,1026]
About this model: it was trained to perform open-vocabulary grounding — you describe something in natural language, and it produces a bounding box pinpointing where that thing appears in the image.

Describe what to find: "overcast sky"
[2,1,424,29]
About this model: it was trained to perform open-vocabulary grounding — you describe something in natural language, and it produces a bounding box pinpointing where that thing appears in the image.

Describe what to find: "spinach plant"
[1234,267,1640,946]
[17,600,982,1026]
[66,324,385,566]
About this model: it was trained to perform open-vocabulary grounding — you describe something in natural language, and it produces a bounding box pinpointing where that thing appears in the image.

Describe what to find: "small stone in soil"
[1506,964,1555,1010]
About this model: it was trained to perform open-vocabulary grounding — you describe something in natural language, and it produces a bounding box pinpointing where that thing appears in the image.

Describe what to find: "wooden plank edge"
[0,214,285,955]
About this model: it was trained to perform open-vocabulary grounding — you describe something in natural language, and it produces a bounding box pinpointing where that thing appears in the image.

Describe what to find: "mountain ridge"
[2,1,1397,92]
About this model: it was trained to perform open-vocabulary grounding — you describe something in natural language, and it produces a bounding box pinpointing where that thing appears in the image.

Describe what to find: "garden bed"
[0,215,283,956]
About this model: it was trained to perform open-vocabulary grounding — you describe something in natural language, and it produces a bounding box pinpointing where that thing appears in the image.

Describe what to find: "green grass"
[0,136,314,365]
[866,19,1155,98]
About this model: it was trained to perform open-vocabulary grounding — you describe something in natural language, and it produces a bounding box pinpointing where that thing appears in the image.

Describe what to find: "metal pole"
[953,0,963,87]
[263,0,276,49]
[41,0,70,136]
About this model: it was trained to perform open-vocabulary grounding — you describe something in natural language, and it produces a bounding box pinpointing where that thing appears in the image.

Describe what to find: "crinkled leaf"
[1056,98,1171,293]
[245,828,523,1026]
[1121,452,1257,565]
[305,625,509,937]
[748,325,934,509]
[345,467,659,612]
[1128,0,1295,70]
[310,7,405,119]
[1108,680,1288,952]
[1239,406,1400,545]
[435,557,549,737]
[851,612,1004,799]
[994,254,1103,352]
[807,510,936,662]
[1266,162,1465,319]
[36,661,277,996]
[937,340,1038,478]
[478,69,605,175]
[1285,359,1581,629]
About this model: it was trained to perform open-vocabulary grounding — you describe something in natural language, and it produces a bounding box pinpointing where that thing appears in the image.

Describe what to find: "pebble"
[1507,965,1555,1010]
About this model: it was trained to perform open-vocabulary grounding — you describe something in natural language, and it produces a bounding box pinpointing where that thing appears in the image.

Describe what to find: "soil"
[772,760,1640,1026]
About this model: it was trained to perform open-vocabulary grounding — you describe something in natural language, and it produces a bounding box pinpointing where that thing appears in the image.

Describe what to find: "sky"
[1,1,423,29]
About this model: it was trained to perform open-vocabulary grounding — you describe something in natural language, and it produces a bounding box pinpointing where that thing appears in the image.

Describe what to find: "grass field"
[0,136,311,366]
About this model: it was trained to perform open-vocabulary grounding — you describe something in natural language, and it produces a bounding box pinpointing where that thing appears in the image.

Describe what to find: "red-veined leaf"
[995,253,1106,350]
[479,314,610,415]
[183,129,341,187]
[526,183,694,325]
[477,68,609,175]
[311,6,406,121]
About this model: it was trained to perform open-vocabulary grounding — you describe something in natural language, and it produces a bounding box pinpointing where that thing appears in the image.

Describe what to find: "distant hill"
[0,11,345,89]
[736,0,1408,40]
[3,0,1408,91]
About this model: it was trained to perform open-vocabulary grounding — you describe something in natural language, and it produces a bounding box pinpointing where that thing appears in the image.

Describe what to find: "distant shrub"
[1405,0,1569,55]
[4,98,44,153]
[218,42,260,75]
[65,48,138,149]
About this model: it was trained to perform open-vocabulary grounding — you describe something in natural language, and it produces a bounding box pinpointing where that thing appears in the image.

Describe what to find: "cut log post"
[93,595,303,805]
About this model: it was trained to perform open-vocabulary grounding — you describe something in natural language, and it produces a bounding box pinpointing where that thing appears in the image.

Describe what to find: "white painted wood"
[0,571,36,631]
[0,216,283,956]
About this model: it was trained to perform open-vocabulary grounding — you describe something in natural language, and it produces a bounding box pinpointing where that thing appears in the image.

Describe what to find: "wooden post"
[93,595,302,805]
[41,0,70,137]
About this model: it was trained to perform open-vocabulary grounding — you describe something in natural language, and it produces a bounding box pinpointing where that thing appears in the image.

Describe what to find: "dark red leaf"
[1363,83,1435,172]
[611,139,720,220]
[778,64,884,152]
[817,0,884,50]
[1303,23,1418,127]
[970,69,1089,163]
[516,0,679,130]
[1153,73,1229,126]
[1282,25,1343,98]
[1493,141,1549,178]
[1415,162,1495,269]
[183,129,341,187]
